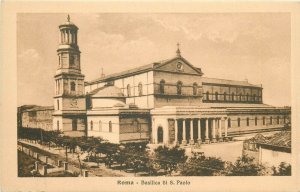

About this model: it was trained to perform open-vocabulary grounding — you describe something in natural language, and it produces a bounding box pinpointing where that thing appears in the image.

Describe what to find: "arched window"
[99,120,102,131]
[237,118,241,127]
[206,91,210,100]
[57,99,59,110]
[246,117,249,126]
[270,116,273,125]
[71,82,76,91]
[90,121,93,131]
[160,80,165,94]
[193,83,198,95]
[263,117,266,125]
[255,117,258,126]
[127,84,131,97]
[138,82,143,96]
[215,92,219,101]
[228,118,231,128]
[109,121,112,132]
[239,94,242,101]
[57,120,59,130]
[232,93,235,101]
[224,92,227,101]
[277,116,280,124]
[246,93,249,101]
[177,81,182,95]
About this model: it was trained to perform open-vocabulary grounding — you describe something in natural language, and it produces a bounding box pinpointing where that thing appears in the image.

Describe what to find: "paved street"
[186,141,244,163]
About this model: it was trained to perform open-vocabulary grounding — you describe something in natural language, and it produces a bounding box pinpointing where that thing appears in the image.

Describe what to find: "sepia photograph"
[16,12,292,178]
[1,2,300,192]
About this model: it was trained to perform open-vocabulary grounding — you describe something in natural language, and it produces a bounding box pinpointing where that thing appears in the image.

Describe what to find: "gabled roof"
[86,56,203,85]
[264,131,291,148]
[246,131,291,149]
[202,77,262,88]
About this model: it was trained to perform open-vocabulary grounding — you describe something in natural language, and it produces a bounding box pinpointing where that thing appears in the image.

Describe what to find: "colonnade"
[59,29,77,45]
[172,117,228,145]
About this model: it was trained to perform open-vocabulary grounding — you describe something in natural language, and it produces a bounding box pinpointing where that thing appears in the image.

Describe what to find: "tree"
[272,162,291,176]
[180,153,226,176]
[227,155,268,176]
[154,145,187,175]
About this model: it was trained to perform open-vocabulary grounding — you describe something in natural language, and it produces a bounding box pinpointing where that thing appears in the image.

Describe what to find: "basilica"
[19,16,291,146]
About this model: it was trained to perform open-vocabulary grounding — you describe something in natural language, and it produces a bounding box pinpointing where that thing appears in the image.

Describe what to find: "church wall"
[119,116,151,142]
[87,116,120,143]
[226,113,290,135]
[151,116,169,145]
[153,71,202,108]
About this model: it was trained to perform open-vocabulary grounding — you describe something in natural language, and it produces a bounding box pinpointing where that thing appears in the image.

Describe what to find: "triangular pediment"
[154,57,203,76]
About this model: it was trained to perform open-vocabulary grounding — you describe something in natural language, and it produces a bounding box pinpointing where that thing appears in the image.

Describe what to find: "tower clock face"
[70,98,78,108]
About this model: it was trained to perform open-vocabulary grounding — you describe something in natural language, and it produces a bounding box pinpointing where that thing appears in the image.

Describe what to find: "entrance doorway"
[157,126,163,143]
[72,119,77,131]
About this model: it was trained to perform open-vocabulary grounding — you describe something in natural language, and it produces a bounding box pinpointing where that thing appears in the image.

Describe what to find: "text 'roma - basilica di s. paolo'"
[19,16,291,146]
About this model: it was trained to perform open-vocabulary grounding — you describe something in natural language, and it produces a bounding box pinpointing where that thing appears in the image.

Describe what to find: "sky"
[17,13,291,107]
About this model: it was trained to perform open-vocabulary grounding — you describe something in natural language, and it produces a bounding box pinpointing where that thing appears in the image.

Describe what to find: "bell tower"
[53,15,87,137]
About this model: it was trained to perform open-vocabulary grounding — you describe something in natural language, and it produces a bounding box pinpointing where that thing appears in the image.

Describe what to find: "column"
[63,162,68,171]
[197,119,202,144]
[174,119,178,145]
[224,117,228,139]
[212,118,216,142]
[189,119,194,145]
[205,118,210,143]
[152,125,156,144]
[182,119,187,145]
[67,29,70,44]
[42,165,47,176]
[218,118,223,142]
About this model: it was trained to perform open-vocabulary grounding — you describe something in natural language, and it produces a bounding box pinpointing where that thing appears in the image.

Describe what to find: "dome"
[90,86,124,98]
[59,15,78,29]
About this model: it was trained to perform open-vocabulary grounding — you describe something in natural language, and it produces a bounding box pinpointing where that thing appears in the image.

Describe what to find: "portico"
[151,106,228,145]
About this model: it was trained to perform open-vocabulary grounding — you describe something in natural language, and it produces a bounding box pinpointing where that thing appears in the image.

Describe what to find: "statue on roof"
[176,42,181,57]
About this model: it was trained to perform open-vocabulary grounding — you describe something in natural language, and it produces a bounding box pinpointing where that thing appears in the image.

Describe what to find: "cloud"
[18,48,39,59]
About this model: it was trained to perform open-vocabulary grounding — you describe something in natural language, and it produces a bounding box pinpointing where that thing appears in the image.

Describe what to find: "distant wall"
[20,107,54,131]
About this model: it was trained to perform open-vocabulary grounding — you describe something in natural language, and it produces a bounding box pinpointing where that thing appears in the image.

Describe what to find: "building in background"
[243,131,291,167]
[18,16,291,145]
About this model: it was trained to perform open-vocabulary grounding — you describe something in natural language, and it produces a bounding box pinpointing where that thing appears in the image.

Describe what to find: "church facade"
[19,16,291,145]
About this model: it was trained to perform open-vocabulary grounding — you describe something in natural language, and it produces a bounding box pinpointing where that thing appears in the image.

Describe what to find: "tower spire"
[176,42,181,57]
[67,14,70,22]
